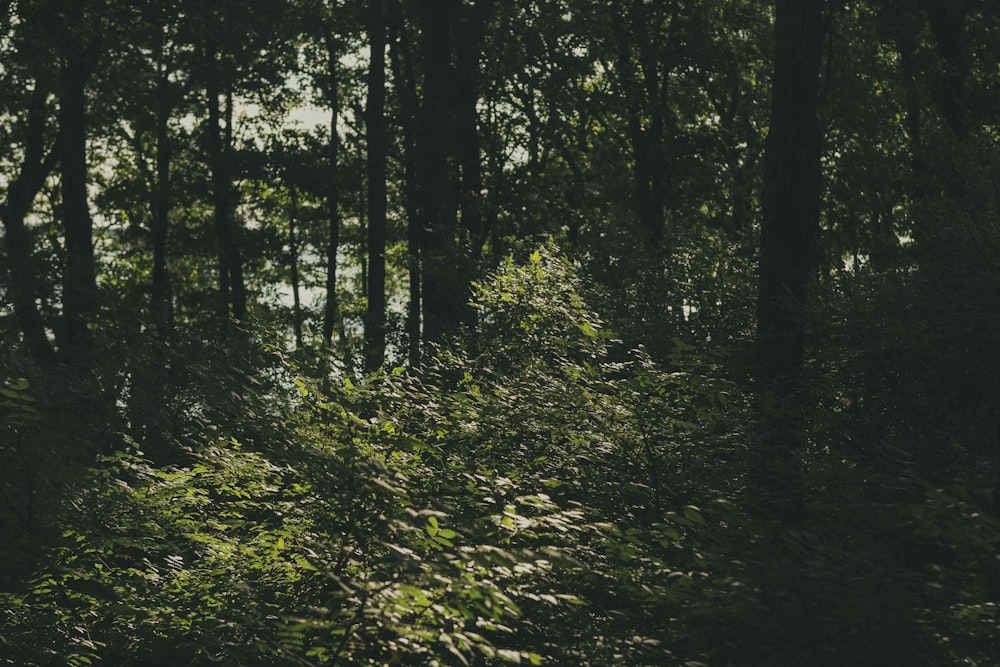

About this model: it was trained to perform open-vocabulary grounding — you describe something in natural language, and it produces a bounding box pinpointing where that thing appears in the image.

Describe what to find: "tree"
[364,0,388,372]
[415,0,461,342]
[204,36,248,324]
[147,13,181,331]
[453,0,490,253]
[405,0,492,344]
[0,85,59,361]
[754,0,826,512]
[320,10,345,351]
[387,0,422,366]
[57,2,100,355]
[610,1,675,250]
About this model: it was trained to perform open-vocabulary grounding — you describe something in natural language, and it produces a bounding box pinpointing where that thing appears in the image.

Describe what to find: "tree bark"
[754,0,825,516]
[453,1,487,251]
[0,86,58,361]
[205,39,247,323]
[321,26,343,350]
[150,53,173,331]
[926,2,968,139]
[364,0,388,373]
[417,0,462,342]
[614,1,670,250]
[756,0,824,395]
[289,187,303,350]
[59,49,97,356]
[388,0,422,367]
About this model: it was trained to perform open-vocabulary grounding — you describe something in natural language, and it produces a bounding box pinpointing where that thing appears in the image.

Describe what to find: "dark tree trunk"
[223,88,246,321]
[615,1,670,250]
[318,26,348,387]
[388,0,422,367]
[453,1,487,252]
[205,40,247,323]
[635,8,669,250]
[756,0,824,395]
[926,2,968,139]
[59,50,97,356]
[0,86,57,361]
[364,0,388,373]
[289,187,303,350]
[417,0,462,342]
[322,27,343,350]
[150,57,173,331]
[754,0,825,516]
[206,40,229,321]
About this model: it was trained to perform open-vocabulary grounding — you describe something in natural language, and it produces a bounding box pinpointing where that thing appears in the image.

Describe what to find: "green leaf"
[498,648,522,663]
[683,506,706,526]
[426,515,439,537]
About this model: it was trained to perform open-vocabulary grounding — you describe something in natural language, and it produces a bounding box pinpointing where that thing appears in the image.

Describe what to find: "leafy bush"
[8,244,995,666]
[2,245,745,665]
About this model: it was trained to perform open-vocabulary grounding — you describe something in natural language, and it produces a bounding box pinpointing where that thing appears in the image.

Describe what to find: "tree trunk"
[289,187,303,350]
[388,0,422,366]
[754,0,825,515]
[205,40,247,324]
[756,0,824,395]
[59,50,97,356]
[321,27,343,350]
[223,88,246,321]
[150,55,173,331]
[926,2,968,139]
[453,0,487,251]
[615,1,669,250]
[0,86,57,361]
[364,0,388,373]
[417,0,463,341]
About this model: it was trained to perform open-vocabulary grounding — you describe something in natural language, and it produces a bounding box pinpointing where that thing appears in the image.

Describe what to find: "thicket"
[3,244,999,666]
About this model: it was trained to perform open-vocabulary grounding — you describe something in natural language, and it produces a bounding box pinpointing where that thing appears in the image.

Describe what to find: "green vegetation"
[2,1,1000,664]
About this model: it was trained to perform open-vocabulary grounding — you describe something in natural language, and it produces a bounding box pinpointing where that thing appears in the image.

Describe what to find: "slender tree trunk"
[0,86,57,361]
[364,0,388,373]
[151,57,173,331]
[716,68,749,240]
[205,41,247,323]
[59,50,97,356]
[636,8,668,249]
[417,0,462,341]
[206,40,229,321]
[134,48,176,462]
[289,187,303,350]
[926,2,968,139]
[223,89,246,321]
[359,138,368,304]
[322,27,343,350]
[754,0,825,515]
[453,1,486,251]
[615,2,669,250]
[388,0,422,367]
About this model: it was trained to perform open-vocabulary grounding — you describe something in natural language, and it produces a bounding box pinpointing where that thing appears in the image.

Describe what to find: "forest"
[1,0,999,664]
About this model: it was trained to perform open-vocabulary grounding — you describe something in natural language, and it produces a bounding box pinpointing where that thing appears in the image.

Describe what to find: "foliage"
[0,248,736,665]
[2,0,1000,664]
